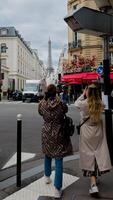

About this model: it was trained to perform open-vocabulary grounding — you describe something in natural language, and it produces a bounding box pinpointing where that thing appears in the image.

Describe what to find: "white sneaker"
[89,185,99,195]
[44,176,51,184]
[54,188,62,198]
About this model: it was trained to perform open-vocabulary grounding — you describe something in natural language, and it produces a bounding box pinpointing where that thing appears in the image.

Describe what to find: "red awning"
[110,73,113,79]
[61,73,85,83]
[61,72,113,84]
[110,73,113,83]
[61,72,98,84]
[82,72,98,83]
[68,80,82,85]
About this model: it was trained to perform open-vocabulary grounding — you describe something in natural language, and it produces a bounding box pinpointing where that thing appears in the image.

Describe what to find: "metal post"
[0,45,1,101]
[17,114,22,187]
[103,36,113,165]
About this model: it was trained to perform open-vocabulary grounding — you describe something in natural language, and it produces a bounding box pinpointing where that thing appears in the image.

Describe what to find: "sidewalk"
[0,154,113,200]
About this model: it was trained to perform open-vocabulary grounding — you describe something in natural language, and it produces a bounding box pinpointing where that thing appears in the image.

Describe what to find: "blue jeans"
[44,155,63,190]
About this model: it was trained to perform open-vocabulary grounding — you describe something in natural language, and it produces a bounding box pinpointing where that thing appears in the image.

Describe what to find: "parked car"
[12,90,22,101]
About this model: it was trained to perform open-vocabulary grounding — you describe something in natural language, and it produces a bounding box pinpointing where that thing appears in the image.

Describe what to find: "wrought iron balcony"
[68,39,81,50]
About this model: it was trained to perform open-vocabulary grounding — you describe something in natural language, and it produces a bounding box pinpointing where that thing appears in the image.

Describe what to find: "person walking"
[111,88,113,97]
[38,84,73,198]
[75,84,112,196]
[7,88,11,100]
[60,88,69,104]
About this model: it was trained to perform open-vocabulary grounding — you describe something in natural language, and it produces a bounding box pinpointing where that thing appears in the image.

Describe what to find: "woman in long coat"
[75,84,112,196]
[38,84,73,198]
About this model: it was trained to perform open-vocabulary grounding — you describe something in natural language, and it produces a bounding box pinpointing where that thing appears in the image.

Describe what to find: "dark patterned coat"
[38,97,73,158]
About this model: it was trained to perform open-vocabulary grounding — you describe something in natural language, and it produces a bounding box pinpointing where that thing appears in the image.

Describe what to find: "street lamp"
[0,43,8,101]
[93,0,113,164]
[64,7,113,36]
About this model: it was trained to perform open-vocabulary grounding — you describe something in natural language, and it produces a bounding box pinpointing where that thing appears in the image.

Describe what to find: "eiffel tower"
[46,38,54,77]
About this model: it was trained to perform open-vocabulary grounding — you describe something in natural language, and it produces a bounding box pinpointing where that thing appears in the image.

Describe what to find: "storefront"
[61,72,113,101]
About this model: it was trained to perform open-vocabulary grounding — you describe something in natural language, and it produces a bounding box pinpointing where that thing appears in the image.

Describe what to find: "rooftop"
[0,26,32,54]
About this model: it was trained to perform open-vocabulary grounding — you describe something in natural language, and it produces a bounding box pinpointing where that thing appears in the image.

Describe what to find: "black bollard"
[105,109,113,165]
[17,114,22,187]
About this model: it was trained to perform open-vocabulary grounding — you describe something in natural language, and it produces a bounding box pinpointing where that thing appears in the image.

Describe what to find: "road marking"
[0,101,22,104]
[0,101,75,106]
[2,152,36,169]
[0,101,39,105]
[4,171,79,200]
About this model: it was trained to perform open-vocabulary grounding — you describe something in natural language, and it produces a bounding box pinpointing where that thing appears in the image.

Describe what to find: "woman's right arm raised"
[74,87,88,109]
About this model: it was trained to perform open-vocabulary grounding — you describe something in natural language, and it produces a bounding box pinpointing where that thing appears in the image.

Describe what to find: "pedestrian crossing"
[0,101,38,105]
[4,171,79,200]
[0,101,75,106]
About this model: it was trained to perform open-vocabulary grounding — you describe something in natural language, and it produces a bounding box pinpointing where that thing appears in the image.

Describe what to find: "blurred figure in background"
[7,88,11,100]
[111,87,113,97]
[60,88,69,105]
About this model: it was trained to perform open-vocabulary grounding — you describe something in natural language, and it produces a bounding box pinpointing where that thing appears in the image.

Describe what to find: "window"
[0,28,8,35]
[73,4,78,10]
[73,55,77,60]
[1,43,7,53]
[109,37,113,44]
[18,79,19,90]
[74,32,77,42]
[18,45,20,55]
[110,52,113,64]
[1,58,6,66]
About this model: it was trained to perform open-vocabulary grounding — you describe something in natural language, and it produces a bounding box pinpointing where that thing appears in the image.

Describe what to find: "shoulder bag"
[63,114,75,137]
[76,117,89,135]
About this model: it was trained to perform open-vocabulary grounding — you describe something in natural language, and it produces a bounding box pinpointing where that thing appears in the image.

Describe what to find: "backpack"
[63,115,75,137]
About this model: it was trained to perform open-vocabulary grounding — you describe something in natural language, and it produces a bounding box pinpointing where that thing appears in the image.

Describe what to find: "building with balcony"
[0,27,45,96]
[60,0,113,100]
[67,0,104,72]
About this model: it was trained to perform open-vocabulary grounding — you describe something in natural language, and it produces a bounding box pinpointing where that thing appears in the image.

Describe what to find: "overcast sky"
[0,0,68,68]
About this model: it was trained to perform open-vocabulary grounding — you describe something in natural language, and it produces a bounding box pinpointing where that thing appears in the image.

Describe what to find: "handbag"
[76,117,89,135]
[63,114,75,137]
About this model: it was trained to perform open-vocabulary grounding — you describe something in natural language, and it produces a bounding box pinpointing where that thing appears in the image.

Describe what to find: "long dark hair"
[45,84,56,100]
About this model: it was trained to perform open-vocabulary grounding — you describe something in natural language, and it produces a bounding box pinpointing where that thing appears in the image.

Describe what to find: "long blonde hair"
[87,84,102,123]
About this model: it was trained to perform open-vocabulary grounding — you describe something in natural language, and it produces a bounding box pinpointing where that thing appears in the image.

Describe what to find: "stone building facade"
[0,27,45,96]
[67,0,113,70]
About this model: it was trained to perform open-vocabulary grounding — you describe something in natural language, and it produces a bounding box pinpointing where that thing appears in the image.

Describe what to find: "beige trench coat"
[75,94,112,172]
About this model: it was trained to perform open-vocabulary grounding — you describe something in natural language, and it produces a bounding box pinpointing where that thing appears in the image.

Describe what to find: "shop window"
[0,28,8,35]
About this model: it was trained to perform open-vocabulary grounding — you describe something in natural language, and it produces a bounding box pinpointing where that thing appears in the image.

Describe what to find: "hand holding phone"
[83,86,88,98]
